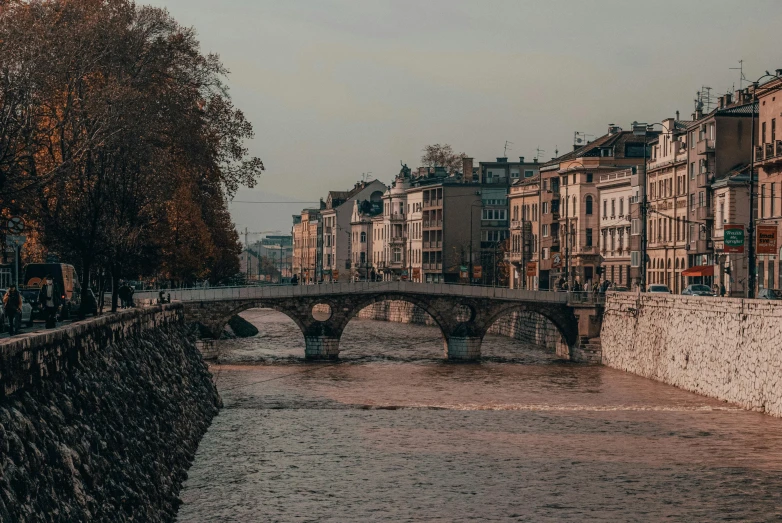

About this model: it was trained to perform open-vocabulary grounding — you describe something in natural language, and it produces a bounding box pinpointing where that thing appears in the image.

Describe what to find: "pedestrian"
[38,275,59,328]
[291,274,299,286]
[159,290,165,305]
[128,286,135,308]
[720,283,726,297]
[118,282,131,308]
[3,284,22,336]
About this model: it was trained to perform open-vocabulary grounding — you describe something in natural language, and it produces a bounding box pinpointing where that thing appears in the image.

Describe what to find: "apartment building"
[378,171,411,280]
[407,188,424,282]
[477,157,540,285]
[754,73,782,292]
[320,180,387,282]
[508,175,540,289]
[548,125,652,288]
[645,117,691,292]
[291,207,322,283]
[350,199,382,280]
[684,92,756,290]
[537,163,561,290]
[597,168,633,288]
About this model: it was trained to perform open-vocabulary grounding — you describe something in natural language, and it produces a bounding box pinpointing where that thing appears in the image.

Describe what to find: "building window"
[631,219,640,235]
[542,202,548,214]
[360,231,366,243]
[586,228,593,247]
[611,199,616,217]
[690,162,695,179]
[586,195,593,215]
[586,173,593,183]
[393,248,402,263]
[603,200,608,218]
[631,251,640,267]
[690,193,695,211]
[619,198,624,217]
[525,170,534,178]
[762,121,767,144]
[542,224,549,237]
[772,118,777,143]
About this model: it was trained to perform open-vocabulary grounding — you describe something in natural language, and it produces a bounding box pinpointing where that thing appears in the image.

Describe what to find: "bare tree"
[420,144,467,175]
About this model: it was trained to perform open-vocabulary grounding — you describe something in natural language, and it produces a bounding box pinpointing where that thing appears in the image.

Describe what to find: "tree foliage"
[420,144,467,174]
[0,0,263,307]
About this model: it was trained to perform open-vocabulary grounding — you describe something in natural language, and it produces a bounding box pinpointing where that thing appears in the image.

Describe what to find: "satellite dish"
[576,138,583,144]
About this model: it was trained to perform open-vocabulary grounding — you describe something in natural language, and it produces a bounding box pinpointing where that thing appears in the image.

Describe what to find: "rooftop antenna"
[534,146,546,161]
[700,86,715,112]
[729,59,747,90]
[554,146,559,157]
[503,140,513,156]
[574,131,594,147]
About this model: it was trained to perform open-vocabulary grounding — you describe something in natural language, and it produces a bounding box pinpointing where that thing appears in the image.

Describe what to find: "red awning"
[682,264,714,277]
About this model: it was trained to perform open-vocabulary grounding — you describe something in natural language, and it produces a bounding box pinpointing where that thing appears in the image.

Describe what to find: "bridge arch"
[336,292,451,340]
[481,302,578,351]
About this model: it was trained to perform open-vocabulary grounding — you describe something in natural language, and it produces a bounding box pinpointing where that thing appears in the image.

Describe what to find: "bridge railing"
[131,282,573,304]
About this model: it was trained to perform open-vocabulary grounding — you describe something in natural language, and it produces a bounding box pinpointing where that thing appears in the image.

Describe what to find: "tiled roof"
[714,101,757,116]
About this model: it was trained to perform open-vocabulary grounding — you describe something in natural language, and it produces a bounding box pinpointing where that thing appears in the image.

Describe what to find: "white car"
[0,289,34,332]
[647,284,671,294]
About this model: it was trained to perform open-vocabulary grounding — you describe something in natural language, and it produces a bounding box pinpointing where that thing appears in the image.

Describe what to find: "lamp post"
[632,121,664,292]
[469,200,483,285]
[748,72,782,298]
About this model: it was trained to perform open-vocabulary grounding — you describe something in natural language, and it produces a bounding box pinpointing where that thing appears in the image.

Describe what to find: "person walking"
[3,284,22,336]
[38,275,59,328]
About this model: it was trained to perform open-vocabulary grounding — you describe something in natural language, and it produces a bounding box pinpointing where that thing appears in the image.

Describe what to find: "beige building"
[645,117,691,292]
[508,175,539,289]
[754,73,782,292]
[552,125,650,288]
[350,199,382,280]
[406,188,424,282]
[597,168,633,287]
[292,208,321,283]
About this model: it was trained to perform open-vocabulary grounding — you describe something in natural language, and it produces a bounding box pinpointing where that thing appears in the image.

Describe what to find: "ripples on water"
[178,309,782,522]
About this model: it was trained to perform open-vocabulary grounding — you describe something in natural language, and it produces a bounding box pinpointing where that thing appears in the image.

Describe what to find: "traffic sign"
[6,217,24,234]
[6,234,26,248]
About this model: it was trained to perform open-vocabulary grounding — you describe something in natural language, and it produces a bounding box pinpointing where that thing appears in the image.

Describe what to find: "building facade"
[508,175,539,289]
[597,168,633,288]
[292,208,322,283]
[754,74,782,292]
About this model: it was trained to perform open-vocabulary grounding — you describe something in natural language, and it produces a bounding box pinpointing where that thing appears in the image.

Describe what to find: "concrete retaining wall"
[357,300,567,355]
[602,292,782,417]
[0,305,220,521]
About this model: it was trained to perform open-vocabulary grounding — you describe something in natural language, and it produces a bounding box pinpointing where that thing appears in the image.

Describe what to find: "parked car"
[757,288,782,300]
[610,285,630,292]
[647,284,671,294]
[682,284,715,297]
[0,289,33,332]
[19,287,43,322]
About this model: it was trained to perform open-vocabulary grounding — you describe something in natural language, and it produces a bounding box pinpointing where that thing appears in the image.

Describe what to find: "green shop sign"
[723,224,745,253]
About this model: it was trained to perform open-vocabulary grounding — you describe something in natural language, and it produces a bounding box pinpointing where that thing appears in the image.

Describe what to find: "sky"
[148,0,782,240]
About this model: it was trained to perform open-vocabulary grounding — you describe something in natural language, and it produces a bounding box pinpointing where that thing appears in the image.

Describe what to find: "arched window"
[360,231,366,243]
[585,195,593,215]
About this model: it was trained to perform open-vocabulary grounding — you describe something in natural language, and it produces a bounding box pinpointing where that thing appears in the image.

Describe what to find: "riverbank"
[0,306,220,522]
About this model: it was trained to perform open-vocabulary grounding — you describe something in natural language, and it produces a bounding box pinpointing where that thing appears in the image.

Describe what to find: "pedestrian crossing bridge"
[135,282,603,361]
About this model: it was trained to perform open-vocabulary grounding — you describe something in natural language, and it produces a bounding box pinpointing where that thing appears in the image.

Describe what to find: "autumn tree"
[420,144,467,175]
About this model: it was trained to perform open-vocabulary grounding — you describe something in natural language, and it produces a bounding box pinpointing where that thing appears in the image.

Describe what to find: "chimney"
[718,96,725,109]
[725,93,732,106]
[776,69,782,77]
[675,110,680,120]
[533,158,538,164]
[462,157,473,183]
[519,156,524,163]
[608,123,615,135]
[497,157,508,163]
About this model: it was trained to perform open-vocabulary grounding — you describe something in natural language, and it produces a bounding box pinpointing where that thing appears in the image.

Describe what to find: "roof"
[714,101,758,117]
[542,129,655,167]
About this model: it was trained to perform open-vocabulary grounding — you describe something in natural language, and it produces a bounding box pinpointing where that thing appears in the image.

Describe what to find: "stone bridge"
[135,283,604,361]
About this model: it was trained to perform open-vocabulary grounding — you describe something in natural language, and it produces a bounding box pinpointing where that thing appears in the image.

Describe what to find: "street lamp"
[469,200,483,285]
[632,121,664,292]
[748,71,782,298]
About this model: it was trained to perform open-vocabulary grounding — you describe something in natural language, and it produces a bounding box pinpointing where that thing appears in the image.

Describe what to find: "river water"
[177,309,782,522]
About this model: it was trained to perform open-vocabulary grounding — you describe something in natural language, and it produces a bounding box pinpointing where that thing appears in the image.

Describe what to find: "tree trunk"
[78,260,90,320]
[111,268,119,313]
[97,268,106,315]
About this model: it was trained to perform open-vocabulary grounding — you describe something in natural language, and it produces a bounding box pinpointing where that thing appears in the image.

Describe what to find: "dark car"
[19,288,43,323]
[757,288,782,300]
[682,284,715,297]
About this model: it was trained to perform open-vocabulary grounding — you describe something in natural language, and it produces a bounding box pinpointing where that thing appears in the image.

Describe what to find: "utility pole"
[633,122,650,292]
[564,184,570,287]
[244,227,249,282]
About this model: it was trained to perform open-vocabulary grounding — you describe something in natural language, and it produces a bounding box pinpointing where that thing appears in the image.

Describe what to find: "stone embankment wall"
[357,301,568,356]
[602,293,782,417]
[0,305,220,522]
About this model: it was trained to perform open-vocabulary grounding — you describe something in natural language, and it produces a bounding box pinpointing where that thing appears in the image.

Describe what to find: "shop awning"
[682,264,714,277]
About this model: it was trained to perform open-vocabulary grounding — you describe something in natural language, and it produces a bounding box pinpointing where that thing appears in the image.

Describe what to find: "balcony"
[756,145,765,162]
[696,138,715,155]
[581,245,596,253]
[696,206,713,220]
[758,141,782,166]
[422,220,443,228]
[389,212,405,222]
[388,235,408,245]
[689,239,713,253]
[423,199,442,208]
[506,251,523,262]
[696,172,711,188]
[510,220,522,229]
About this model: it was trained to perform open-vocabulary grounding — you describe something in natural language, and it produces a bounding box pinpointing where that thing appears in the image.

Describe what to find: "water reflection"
[178,308,782,522]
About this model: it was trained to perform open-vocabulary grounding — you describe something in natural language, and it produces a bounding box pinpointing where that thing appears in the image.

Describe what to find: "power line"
[231,201,321,204]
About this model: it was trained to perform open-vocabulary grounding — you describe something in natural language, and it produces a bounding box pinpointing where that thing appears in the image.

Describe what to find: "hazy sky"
[148,0,782,237]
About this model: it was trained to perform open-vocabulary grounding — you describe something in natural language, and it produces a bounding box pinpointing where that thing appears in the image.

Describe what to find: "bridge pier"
[304,336,340,360]
[445,336,482,361]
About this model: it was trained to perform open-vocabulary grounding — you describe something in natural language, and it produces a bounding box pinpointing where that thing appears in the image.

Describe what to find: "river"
[177,308,782,522]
